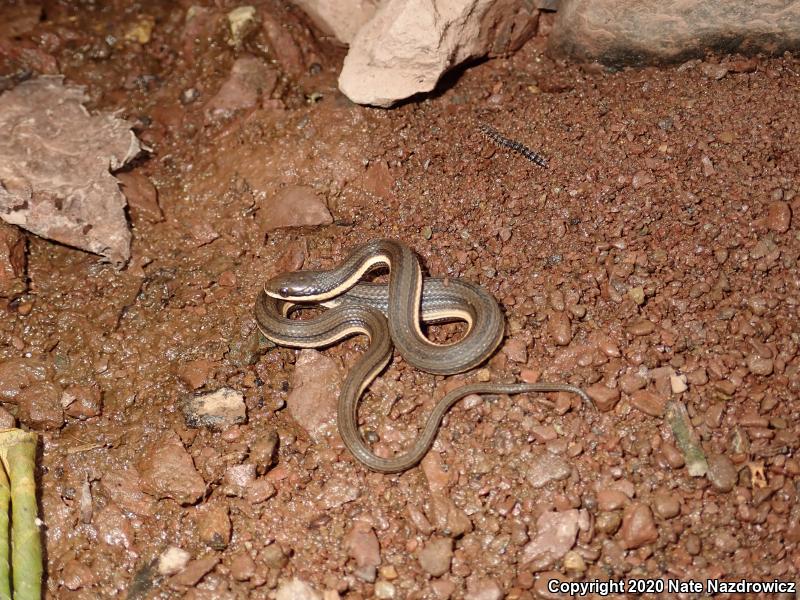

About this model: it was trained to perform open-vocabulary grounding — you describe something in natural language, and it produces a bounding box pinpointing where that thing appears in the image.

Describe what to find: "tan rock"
[339,0,538,107]
[258,185,333,232]
[291,0,379,43]
[0,222,26,298]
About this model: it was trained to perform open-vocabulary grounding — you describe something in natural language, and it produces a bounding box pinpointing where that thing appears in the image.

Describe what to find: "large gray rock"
[549,0,800,66]
[339,0,538,107]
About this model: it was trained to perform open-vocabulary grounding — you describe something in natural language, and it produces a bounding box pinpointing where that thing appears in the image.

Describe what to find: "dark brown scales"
[478,122,548,168]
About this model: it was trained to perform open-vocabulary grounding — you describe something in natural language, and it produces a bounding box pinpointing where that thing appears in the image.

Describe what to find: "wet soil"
[1,2,799,599]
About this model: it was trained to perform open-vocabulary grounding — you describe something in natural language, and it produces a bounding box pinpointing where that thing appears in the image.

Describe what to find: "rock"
[586,383,620,412]
[116,171,163,224]
[227,6,258,47]
[339,0,538,107]
[137,431,206,504]
[62,384,103,419]
[520,509,580,570]
[596,489,629,511]
[158,547,192,576]
[746,354,774,376]
[100,467,156,517]
[652,491,681,519]
[503,337,528,363]
[287,349,341,440]
[319,476,360,508]
[205,56,278,121]
[229,551,256,581]
[428,494,473,537]
[291,0,378,43]
[94,503,135,549]
[548,311,572,346]
[258,186,333,233]
[170,556,220,587]
[0,222,26,297]
[526,452,572,488]
[0,357,50,402]
[196,503,232,550]
[251,429,279,474]
[550,0,800,66]
[0,77,140,265]
[261,11,308,76]
[276,579,322,600]
[182,387,247,430]
[0,406,15,428]
[465,578,504,600]
[765,201,792,233]
[344,521,381,582]
[61,559,95,591]
[629,389,666,417]
[223,463,257,496]
[177,359,214,390]
[262,544,289,569]
[246,478,277,504]
[374,580,397,599]
[16,381,64,430]
[419,537,453,577]
[619,503,658,549]
[706,453,737,493]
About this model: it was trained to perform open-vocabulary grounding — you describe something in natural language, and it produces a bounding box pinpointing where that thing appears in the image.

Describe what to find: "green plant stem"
[0,461,10,600]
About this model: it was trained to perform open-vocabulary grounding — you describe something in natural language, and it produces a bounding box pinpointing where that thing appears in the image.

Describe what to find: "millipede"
[478,122,548,168]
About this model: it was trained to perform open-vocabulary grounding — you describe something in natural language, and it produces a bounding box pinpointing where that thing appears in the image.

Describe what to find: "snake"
[254,239,592,473]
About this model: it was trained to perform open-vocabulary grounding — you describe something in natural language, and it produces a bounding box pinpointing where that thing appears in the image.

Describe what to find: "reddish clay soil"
[1,2,799,600]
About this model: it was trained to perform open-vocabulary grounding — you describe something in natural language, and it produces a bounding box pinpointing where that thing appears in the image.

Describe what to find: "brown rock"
[652,491,681,519]
[526,452,572,488]
[765,200,792,233]
[596,489,629,511]
[287,349,341,440]
[205,55,278,120]
[0,357,50,402]
[550,0,800,67]
[170,555,220,587]
[629,389,666,417]
[428,494,473,537]
[177,359,214,390]
[275,578,321,600]
[246,478,277,504]
[419,537,453,577]
[619,372,647,394]
[503,337,528,363]
[291,0,377,44]
[116,171,163,224]
[258,186,333,232]
[619,503,658,549]
[16,381,64,430]
[520,509,580,569]
[706,453,737,492]
[100,467,155,517]
[94,503,135,549]
[586,383,620,412]
[229,551,256,581]
[626,318,655,336]
[344,521,381,582]
[251,429,279,474]
[0,222,26,297]
[196,503,232,550]
[138,432,206,504]
[465,577,504,600]
[61,559,96,591]
[62,384,103,419]
[0,406,15,428]
[548,311,572,346]
[319,476,361,508]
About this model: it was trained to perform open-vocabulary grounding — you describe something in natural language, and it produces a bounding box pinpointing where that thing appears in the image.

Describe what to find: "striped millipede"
[478,122,549,168]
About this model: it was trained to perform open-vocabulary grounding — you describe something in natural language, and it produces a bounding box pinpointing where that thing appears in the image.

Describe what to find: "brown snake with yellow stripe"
[255,239,592,473]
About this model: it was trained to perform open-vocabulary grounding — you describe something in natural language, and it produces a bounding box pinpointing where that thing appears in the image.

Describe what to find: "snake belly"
[254,239,591,473]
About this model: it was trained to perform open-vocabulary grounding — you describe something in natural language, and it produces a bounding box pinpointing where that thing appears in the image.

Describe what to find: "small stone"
[379,565,398,580]
[288,350,341,440]
[700,155,715,176]
[99,467,155,517]
[562,550,586,573]
[520,509,580,569]
[619,372,647,394]
[765,201,791,233]
[246,478,277,504]
[319,476,360,509]
[177,359,214,390]
[746,355,774,376]
[548,311,572,346]
[595,511,621,534]
[627,286,645,305]
[138,432,206,505]
[227,6,258,47]
[170,556,220,587]
[196,503,232,550]
[626,318,655,336]
[251,429,279,473]
[0,405,15,428]
[229,551,256,581]
[700,62,729,79]
[61,559,96,590]
[182,387,247,430]
[422,225,433,240]
[344,521,381,582]
[652,491,681,519]
[116,171,163,224]
[526,452,572,488]
[631,171,654,189]
[223,463,256,495]
[661,443,685,469]
[669,373,688,394]
[62,384,103,419]
[619,503,658,549]
[586,383,619,412]
[596,489,629,511]
[205,55,278,121]
[630,390,666,417]
[258,185,333,232]
[503,338,528,363]
[713,529,740,554]
[158,547,191,576]
[706,454,737,492]
[374,580,396,599]
[261,544,289,569]
[465,577,504,600]
[428,494,473,537]
[0,222,27,298]
[16,381,64,430]
[419,537,453,577]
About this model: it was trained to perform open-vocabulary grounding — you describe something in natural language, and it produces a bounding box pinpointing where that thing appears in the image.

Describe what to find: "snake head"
[264,271,325,300]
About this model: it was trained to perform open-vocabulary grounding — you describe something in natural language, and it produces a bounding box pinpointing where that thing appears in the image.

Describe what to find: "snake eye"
[279,286,291,297]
